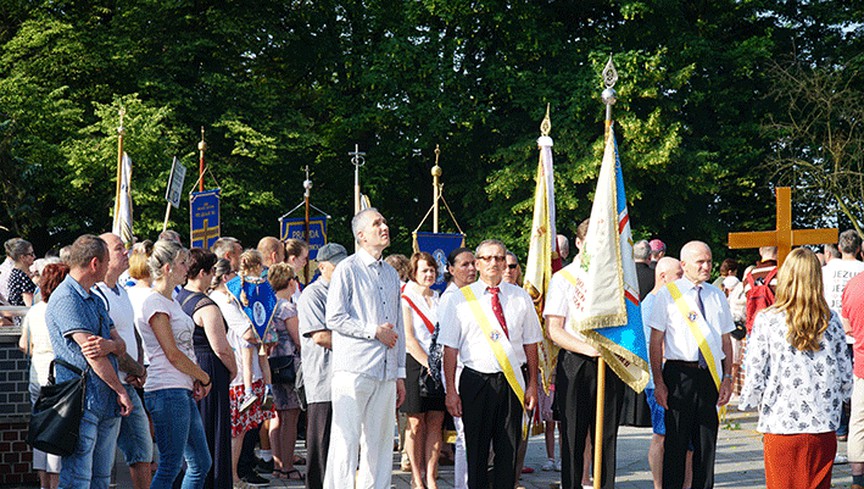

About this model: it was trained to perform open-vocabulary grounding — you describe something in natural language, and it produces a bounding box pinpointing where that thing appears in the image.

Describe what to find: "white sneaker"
[555,459,562,472]
[541,459,556,471]
[239,393,258,413]
[835,453,849,465]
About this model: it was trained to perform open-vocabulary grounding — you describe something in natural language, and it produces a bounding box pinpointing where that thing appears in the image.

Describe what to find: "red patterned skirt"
[229,379,274,438]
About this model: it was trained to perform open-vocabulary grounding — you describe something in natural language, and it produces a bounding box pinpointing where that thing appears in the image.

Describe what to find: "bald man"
[641,257,692,489]
[647,242,734,489]
[257,236,286,268]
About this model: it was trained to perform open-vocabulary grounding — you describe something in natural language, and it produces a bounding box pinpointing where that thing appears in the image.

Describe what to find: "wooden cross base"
[727,187,837,266]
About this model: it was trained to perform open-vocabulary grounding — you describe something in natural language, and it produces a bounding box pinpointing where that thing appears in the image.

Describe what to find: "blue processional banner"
[415,232,465,294]
[279,216,327,260]
[190,189,221,250]
[226,276,277,342]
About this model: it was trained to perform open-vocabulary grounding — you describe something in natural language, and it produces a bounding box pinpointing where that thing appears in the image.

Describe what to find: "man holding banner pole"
[439,239,543,489]
[648,241,734,489]
[545,219,626,489]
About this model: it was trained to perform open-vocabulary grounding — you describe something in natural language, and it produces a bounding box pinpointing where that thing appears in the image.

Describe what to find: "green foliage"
[0,0,860,262]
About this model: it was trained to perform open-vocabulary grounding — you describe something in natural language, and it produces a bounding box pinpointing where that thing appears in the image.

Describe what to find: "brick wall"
[0,331,39,486]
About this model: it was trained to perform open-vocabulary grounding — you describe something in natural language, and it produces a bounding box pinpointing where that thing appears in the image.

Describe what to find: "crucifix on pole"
[727,187,838,266]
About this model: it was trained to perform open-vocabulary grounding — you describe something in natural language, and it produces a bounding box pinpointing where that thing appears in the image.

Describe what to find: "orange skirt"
[763,432,836,489]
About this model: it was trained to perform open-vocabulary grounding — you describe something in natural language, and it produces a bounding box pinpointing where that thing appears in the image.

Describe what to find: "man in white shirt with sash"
[439,239,543,489]
[647,241,734,489]
[545,219,626,489]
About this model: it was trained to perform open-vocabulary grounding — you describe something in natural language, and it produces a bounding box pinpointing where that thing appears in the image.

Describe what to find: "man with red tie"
[439,239,543,489]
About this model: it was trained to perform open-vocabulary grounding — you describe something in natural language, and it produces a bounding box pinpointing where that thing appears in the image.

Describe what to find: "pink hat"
[649,239,666,252]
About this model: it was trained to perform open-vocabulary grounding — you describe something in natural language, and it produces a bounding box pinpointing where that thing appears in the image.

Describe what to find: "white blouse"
[402,283,439,355]
[739,309,852,434]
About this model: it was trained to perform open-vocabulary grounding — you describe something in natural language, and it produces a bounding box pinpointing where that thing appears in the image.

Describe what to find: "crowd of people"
[2,211,864,489]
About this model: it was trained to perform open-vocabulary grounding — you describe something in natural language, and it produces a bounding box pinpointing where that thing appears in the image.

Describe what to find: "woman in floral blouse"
[739,247,852,489]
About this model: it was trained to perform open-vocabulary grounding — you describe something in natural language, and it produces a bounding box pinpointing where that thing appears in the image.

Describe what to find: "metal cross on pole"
[348,145,366,215]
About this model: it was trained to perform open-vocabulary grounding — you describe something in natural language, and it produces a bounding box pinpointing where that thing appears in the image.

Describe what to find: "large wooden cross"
[727,187,838,266]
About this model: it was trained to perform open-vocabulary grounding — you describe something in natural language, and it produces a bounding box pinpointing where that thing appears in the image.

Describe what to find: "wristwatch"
[722,373,733,381]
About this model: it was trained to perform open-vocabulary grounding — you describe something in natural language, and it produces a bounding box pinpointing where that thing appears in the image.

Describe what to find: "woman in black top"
[176,249,237,489]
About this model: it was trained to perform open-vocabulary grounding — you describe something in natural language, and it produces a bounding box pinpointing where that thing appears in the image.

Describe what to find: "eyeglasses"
[477,255,506,263]
[507,263,518,269]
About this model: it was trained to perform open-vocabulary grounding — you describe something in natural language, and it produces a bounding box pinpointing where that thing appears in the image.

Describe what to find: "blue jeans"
[145,388,212,489]
[59,409,121,489]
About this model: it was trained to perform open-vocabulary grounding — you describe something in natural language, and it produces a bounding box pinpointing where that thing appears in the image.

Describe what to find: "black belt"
[665,359,707,370]
[463,365,528,379]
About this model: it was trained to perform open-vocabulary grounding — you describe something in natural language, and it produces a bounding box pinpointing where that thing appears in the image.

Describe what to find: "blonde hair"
[128,240,153,280]
[267,262,296,292]
[148,240,187,281]
[238,249,264,307]
[771,247,831,351]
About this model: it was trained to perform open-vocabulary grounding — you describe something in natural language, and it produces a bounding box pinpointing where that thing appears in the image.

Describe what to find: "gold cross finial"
[540,104,551,137]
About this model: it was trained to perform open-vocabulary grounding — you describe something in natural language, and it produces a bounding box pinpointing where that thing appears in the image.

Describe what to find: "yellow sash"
[665,282,721,390]
[460,285,529,438]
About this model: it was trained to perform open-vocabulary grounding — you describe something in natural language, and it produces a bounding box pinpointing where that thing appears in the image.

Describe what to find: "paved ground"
[101,399,851,488]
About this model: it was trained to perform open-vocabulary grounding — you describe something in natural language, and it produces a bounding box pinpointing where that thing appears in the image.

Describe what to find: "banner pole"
[432,144,441,234]
[303,166,312,284]
[162,202,171,233]
[593,357,606,489]
[198,127,206,192]
[113,108,126,228]
[593,53,619,489]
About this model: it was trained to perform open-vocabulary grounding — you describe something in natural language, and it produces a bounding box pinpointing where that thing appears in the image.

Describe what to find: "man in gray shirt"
[324,208,406,489]
[298,242,346,489]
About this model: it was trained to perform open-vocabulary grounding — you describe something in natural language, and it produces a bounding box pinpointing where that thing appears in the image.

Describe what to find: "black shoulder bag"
[28,359,89,456]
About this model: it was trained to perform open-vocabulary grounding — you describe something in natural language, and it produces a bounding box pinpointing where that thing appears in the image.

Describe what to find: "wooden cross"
[191,218,220,249]
[727,187,838,266]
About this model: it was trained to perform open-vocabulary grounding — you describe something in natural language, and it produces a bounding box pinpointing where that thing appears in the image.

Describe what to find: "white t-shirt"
[543,259,594,348]
[823,259,864,344]
[21,301,53,386]
[137,291,197,392]
[126,285,154,365]
[94,283,137,384]
[210,289,262,386]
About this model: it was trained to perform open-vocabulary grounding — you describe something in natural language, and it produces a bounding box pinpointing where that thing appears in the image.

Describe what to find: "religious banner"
[112,152,134,248]
[573,125,649,393]
[523,110,563,395]
[413,232,465,294]
[227,276,277,342]
[189,189,221,250]
[280,216,327,260]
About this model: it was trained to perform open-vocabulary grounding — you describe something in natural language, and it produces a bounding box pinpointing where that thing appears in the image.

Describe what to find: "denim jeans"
[59,409,121,489]
[145,388,212,489]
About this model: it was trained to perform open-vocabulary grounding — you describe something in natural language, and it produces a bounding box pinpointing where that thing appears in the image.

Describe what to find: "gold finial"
[540,104,551,137]
[198,126,207,151]
[431,144,442,177]
[117,107,126,136]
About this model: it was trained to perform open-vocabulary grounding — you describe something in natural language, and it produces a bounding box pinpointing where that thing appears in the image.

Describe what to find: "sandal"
[293,455,307,466]
[272,470,287,480]
[284,468,305,481]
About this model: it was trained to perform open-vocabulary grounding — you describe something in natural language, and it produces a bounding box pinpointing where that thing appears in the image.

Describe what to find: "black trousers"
[662,362,719,489]
[305,402,332,489]
[459,367,523,489]
[555,350,625,489]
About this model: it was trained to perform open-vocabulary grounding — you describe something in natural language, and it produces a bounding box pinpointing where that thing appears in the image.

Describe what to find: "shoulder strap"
[402,294,435,334]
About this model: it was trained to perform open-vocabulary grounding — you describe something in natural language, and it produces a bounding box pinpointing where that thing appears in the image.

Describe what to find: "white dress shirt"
[647,277,735,361]
[326,247,406,380]
[438,279,543,374]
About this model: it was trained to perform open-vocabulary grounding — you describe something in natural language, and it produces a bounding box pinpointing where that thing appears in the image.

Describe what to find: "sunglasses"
[507,263,518,269]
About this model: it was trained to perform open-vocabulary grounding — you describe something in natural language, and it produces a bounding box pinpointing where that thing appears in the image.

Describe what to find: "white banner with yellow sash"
[460,285,530,439]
